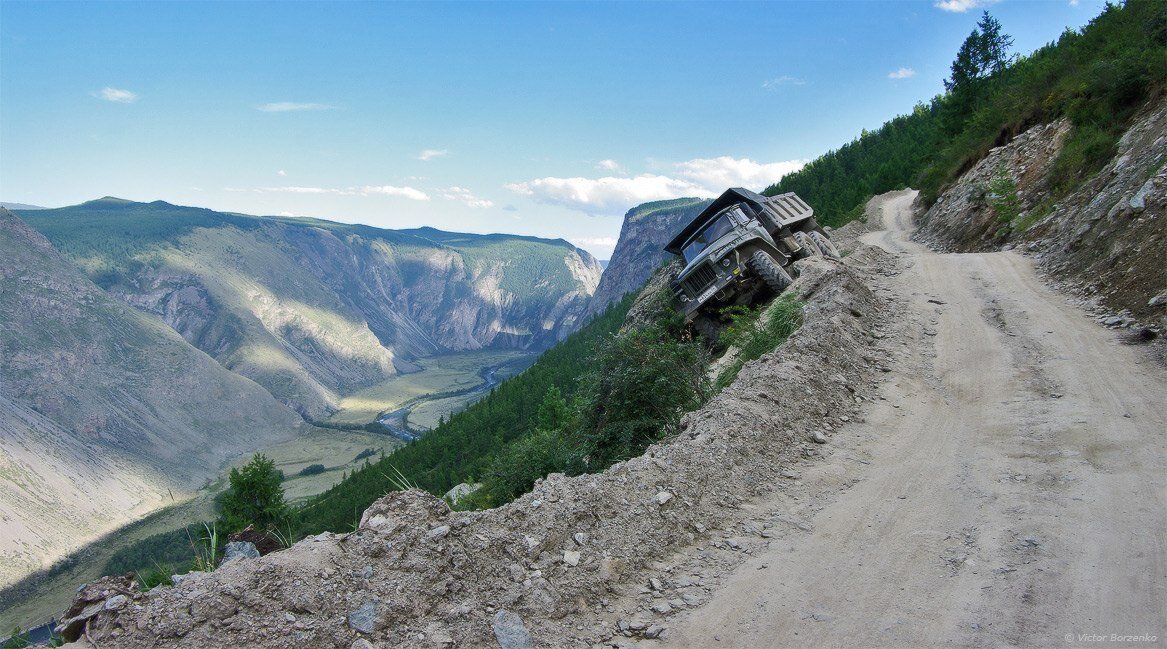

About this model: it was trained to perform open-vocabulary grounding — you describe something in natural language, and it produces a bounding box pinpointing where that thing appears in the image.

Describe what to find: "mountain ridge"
[17,199,602,420]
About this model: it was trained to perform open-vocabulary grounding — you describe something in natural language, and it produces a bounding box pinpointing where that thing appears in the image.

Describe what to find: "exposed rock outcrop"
[587,198,709,317]
[915,97,1166,325]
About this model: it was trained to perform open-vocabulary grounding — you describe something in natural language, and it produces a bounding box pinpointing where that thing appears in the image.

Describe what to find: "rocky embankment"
[587,198,708,317]
[62,244,904,648]
[916,97,1166,330]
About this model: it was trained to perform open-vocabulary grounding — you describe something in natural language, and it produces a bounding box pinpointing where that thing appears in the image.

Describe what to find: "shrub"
[298,464,327,476]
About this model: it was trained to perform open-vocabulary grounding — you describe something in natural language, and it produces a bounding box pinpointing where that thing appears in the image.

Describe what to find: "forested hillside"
[766,1,1164,227]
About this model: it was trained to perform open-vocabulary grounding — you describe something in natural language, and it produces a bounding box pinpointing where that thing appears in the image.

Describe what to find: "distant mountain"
[586,197,709,316]
[18,199,601,420]
[599,259,610,270]
[0,202,47,210]
[0,208,306,588]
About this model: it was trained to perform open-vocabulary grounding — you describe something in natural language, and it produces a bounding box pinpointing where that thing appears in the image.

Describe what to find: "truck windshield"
[682,209,739,263]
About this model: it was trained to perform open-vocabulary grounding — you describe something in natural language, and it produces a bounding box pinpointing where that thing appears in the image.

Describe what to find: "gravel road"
[659,190,1166,648]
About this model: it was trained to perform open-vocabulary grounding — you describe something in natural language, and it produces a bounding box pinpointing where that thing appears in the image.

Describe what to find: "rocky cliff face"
[587,198,709,317]
[19,202,602,420]
[915,97,1166,325]
[0,209,306,588]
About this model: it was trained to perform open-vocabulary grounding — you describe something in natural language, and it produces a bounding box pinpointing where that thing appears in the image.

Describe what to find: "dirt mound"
[65,247,901,649]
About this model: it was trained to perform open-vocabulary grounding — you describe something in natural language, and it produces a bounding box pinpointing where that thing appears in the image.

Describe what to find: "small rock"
[780,470,798,479]
[649,577,663,591]
[351,640,375,649]
[655,491,673,505]
[103,595,128,610]
[348,602,379,635]
[563,550,581,566]
[573,532,589,546]
[651,602,673,615]
[285,612,297,623]
[220,541,260,565]
[645,625,665,639]
[492,610,534,649]
[811,431,828,444]
[1148,291,1167,308]
[1103,316,1123,327]
[427,525,451,540]
[627,620,650,631]
[530,499,543,509]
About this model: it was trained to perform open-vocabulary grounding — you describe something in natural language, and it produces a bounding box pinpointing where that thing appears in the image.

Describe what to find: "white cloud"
[762,75,806,90]
[573,237,618,247]
[256,102,335,112]
[934,0,998,12]
[279,211,294,217]
[417,149,448,161]
[888,67,917,80]
[260,186,338,194]
[95,87,138,103]
[505,174,715,216]
[596,159,624,173]
[277,170,287,176]
[257,185,429,200]
[357,186,430,201]
[442,186,494,209]
[1068,0,1079,5]
[505,156,805,216]
[673,156,806,193]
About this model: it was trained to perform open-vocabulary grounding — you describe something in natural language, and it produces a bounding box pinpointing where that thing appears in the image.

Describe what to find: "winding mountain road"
[660,190,1166,648]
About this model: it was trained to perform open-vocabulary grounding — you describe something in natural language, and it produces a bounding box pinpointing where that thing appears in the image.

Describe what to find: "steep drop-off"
[0,208,306,588]
[18,200,601,419]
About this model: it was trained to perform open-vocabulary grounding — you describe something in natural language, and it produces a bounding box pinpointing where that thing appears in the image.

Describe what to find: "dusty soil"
[649,190,1167,648]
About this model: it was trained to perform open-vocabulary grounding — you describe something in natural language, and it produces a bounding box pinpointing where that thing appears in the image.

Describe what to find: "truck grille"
[682,263,718,296]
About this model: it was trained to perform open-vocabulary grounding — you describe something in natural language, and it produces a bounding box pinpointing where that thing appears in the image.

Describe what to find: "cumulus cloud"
[256,102,335,112]
[358,186,430,200]
[277,170,287,176]
[95,87,138,103]
[573,237,618,247]
[505,174,714,216]
[673,156,806,193]
[888,67,917,80]
[595,159,624,173]
[257,185,429,200]
[441,186,493,208]
[934,0,998,12]
[762,75,806,90]
[506,156,806,216]
[417,149,448,161]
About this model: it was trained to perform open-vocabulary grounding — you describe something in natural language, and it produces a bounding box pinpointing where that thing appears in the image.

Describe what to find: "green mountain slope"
[0,208,306,588]
[765,1,1164,227]
[18,199,601,420]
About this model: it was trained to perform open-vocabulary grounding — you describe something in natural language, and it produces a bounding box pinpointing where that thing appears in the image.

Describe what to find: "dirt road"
[658,190,1166,648]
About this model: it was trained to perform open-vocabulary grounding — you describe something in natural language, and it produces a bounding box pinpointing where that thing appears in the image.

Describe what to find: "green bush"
[218,454,288,534]
[714,297,804,392]
[298,463,327,476]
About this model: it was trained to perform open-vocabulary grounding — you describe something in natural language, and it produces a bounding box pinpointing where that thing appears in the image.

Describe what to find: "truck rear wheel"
[794,231,821,259]
[749,250,793,294]
[810,231,841,259]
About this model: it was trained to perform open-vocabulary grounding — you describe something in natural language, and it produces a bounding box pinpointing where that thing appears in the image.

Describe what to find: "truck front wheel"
[749,250,793,294]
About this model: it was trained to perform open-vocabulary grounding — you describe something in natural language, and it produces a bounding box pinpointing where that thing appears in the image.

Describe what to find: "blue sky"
[0,0,1106,258]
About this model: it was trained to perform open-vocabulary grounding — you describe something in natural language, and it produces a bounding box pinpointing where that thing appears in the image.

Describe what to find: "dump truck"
[665,187,838,338]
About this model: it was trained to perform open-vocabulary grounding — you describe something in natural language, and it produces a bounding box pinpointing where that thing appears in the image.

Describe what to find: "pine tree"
[217,453,289,534]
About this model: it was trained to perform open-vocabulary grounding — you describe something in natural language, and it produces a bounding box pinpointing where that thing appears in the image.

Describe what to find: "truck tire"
[692,314,720,345]
[749,249,793,294]
[810,231,841,259]
[794,231,821,259]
